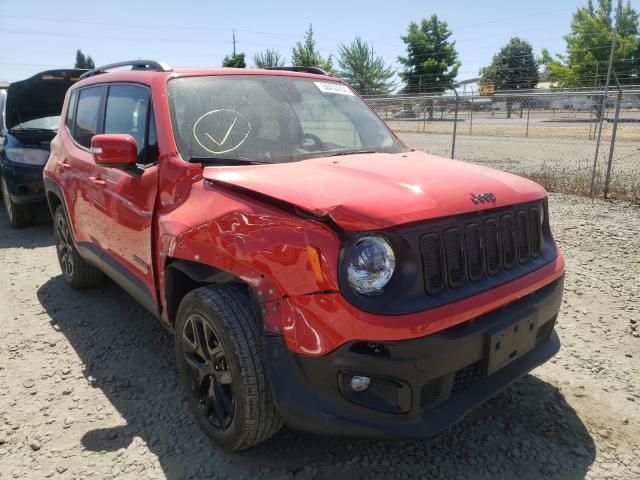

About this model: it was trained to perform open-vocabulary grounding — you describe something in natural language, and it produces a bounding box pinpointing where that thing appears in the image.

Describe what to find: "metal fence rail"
[365,87,640,202]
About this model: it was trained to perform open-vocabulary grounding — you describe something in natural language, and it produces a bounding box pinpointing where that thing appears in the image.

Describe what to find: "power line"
[0,13,343,42]
[370,7,575,42]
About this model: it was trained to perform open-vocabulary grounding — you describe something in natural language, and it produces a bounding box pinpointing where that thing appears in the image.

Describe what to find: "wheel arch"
[43,177,66,218]
[164,258,262,329]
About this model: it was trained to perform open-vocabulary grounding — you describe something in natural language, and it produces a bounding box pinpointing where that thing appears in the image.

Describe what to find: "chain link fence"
[366,88,640,202]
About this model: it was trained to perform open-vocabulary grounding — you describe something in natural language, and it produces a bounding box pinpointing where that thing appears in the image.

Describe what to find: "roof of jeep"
[71,67,339,90]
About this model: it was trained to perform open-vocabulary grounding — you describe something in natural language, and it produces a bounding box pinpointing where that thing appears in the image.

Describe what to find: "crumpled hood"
[6,69,86,129]
[203,150,547,231]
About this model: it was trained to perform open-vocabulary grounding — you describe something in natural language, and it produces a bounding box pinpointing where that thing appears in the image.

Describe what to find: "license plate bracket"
[487,314,538,376]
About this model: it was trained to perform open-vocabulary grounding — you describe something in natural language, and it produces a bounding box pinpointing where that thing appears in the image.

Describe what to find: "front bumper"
[0,161,46,204]
[264,275,563,438]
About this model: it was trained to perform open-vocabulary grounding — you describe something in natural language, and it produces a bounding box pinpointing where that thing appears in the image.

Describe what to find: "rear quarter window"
[65,91,77,132]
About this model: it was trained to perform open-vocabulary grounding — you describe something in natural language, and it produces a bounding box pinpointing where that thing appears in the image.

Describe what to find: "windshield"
[10,115,60,131]
[168,75,406,163]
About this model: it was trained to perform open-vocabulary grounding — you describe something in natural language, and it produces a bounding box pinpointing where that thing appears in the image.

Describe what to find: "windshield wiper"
[323,149,377,158]
[9,127,57,132]
[189,156,272,166]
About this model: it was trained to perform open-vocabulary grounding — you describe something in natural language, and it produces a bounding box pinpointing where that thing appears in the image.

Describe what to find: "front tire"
[175,285,282,451]
[1,176,34,229]
[53,206,103,288]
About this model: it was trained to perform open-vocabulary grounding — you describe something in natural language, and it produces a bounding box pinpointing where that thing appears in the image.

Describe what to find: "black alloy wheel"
[55,211,74,279]
[181,313,235,429]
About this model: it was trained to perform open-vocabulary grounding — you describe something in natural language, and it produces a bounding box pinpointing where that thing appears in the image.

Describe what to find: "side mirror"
[90,134,137,168]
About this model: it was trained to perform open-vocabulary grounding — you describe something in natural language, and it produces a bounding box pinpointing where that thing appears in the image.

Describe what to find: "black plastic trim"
[76,242,160,317]
[264,276,563,439]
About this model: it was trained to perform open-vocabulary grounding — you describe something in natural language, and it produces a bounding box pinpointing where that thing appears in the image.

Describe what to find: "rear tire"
[53,206,103,288]
[175,285,282,451]
[1,176,34,229]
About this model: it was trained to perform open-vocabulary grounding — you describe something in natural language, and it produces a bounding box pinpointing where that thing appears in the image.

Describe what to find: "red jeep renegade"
[44,60,565,451]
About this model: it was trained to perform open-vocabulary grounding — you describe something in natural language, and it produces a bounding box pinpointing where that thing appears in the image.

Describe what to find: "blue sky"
[0,0,631,86]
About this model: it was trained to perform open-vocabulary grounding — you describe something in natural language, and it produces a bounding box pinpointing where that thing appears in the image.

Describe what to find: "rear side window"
[74,87,102,148]
[65,91,77,131]
[104,85,151,163]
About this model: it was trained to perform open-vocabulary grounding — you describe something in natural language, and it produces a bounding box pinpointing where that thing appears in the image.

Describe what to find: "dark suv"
[1,69,84,227]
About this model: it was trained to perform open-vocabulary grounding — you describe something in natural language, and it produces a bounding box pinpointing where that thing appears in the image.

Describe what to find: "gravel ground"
[0,195,639,480]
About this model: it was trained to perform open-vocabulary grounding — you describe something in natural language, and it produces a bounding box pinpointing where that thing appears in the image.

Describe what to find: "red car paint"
[202,151,548,231]
[44,67,564,357]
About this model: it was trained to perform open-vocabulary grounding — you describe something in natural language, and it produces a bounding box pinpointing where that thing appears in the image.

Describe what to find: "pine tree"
[222,53,246,68]
[398,15,460,94]
[291,24,333,73]
[337,37,395,95]
[253,49,285,68]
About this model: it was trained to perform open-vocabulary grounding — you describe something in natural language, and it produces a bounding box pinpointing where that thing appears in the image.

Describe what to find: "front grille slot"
[529,208,541,257]
[500,215,516,269]
[443,228,465,288]
[464,224,483,281]
[516,211,529,263]
[420,233,445,294]
[483,219,501,275]
[419,201,546,296]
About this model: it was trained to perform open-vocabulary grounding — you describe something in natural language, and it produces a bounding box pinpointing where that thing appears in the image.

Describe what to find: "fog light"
[350,375,371,392]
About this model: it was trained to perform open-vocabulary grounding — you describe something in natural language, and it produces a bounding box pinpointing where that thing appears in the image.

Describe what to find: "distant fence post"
[451,88,459,159]
[590,0,621,197]
[469,91,474,136]
[604,72,623,199]
[526,106,531,138]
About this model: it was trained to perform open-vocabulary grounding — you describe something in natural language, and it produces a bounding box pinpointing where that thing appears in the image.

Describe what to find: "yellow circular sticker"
[192,109,251,155]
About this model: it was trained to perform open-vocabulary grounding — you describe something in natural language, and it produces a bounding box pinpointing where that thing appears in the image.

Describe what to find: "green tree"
[480,37,539,90]
[541,0,639,86]
[222,53,246,68]
[253,49,285,68]
[398,15,460,94]
[291,24,333,73]
[74,49,95,69]
[337,36,395,95]
[480,37,539,118]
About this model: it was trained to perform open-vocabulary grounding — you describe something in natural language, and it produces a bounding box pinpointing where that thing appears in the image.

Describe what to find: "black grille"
[451,361,484,396]
[464,224,483,281]
[443,228,465,288]
[420,377,442,407]
[483,219,500,276]
[419,202,545,295]
[529,208,541,257]
[501,215,516,269]
[420,233,445,294]
[516,211,529,263]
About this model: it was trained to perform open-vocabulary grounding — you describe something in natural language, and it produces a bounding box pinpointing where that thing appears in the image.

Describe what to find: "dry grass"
[513,163,640,204]
[385,118,640,142]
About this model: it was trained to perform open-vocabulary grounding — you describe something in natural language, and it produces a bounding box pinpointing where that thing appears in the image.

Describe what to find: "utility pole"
[232,29,237,56]
[589,0,621,197]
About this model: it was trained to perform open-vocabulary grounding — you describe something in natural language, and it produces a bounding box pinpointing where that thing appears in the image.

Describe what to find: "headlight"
[4,148,49,166]
[347,235,395,295]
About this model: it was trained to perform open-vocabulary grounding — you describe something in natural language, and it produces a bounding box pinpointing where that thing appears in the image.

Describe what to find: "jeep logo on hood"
[471,192,496,204]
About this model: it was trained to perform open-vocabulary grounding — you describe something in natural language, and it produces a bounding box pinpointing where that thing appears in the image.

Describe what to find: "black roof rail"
[79,60,172,80]
[266,66,329,76]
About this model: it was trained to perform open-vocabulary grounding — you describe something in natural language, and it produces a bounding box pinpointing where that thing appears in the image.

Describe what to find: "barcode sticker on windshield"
[314,81,354,96]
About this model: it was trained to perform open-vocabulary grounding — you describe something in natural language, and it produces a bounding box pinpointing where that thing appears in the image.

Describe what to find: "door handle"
[88,176,107,188]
